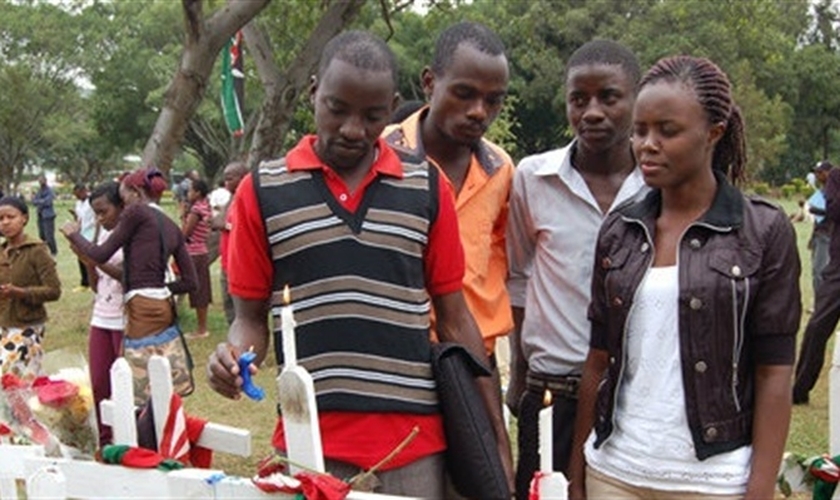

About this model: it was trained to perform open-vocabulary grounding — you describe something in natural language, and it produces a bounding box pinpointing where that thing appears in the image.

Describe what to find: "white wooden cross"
[99,356,251,456]
[5,355,419,499]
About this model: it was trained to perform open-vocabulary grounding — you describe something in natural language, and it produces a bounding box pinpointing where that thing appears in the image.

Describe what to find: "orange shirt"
[383,108,514,354]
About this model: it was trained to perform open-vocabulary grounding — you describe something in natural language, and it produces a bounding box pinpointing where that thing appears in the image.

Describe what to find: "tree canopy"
[1,0,838,188]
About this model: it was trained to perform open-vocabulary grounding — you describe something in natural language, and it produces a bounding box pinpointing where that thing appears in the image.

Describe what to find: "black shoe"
[793,391,809,405]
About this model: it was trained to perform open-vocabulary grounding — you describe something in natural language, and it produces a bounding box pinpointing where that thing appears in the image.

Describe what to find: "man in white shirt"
[72,183,96,292]
[206,179,232,264]
[506,40,647,499]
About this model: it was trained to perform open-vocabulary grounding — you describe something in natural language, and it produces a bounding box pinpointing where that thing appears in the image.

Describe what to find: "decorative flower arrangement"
[1,368,97,457]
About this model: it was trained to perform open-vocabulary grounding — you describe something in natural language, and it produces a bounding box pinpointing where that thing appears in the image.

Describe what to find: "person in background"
[207,30,511,497]
[0,196,61,379]
[175,169,200,218]
[182,178,212,339]
[569,55,800,500]
[206,179,231,264]
[72,183,96,292]
[390,99,425,125]
[31,175,57,256]
[76,181,125,446]
[382,23,515,487]
[60,168,196,343]
[807,161,834,302]
[794,161,840,405]
[506,40,646,499]
[212,161,248,326]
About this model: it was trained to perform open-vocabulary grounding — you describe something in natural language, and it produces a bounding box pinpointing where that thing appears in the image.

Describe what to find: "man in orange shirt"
[383,22,514,364]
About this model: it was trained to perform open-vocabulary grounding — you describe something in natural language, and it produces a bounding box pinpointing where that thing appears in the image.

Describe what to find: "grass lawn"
[26,195,833,485]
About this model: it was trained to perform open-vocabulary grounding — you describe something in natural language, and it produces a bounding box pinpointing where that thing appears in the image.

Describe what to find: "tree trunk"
[245,0,367,168]
[141,0,270,175]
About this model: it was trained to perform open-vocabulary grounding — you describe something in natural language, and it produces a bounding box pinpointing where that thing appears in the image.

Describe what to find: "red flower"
[295,471,350,500]
[256,454,286,478]
[36,380,80,408]
[1,373,25,390]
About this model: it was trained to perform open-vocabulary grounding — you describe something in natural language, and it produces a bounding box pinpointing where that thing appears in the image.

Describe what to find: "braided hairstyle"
[639,56,747,183]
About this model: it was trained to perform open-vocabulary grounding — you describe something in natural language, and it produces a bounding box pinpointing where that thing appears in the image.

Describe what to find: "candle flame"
[283,285,290,305]
[543,389,552,407]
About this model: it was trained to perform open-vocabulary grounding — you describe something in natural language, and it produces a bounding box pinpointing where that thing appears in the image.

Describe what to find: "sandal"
[186,331,210,339]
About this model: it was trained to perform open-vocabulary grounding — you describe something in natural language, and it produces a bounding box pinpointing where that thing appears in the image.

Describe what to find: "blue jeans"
[812,231,831,294]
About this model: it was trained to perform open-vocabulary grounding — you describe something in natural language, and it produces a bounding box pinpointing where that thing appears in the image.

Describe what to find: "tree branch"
[142,0,270,173]
[246,0,367,166]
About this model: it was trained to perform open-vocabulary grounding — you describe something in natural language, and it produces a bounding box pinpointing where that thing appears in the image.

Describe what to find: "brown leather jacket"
[589,175,801,460]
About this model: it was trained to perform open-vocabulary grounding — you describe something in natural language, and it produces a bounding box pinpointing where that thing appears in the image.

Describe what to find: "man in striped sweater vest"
[208,31,511,497]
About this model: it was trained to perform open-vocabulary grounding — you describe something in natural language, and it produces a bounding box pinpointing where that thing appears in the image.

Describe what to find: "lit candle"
[281,285,297,367]
[539,389,553,473]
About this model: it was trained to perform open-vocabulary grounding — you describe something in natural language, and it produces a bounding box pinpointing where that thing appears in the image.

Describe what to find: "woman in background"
[69,181,125,446]
[60,168,195,342]
[181,178,212,339]
[569,56,800,499]
[0,196,61,379]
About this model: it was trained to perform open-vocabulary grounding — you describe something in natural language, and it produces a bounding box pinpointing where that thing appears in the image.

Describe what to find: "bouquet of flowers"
[0,367,98,458]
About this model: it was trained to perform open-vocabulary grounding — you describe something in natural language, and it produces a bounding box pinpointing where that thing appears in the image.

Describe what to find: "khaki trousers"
[586,466,743,500]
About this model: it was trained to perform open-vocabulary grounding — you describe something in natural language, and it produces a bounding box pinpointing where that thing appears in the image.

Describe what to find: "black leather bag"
[431,342,510,500]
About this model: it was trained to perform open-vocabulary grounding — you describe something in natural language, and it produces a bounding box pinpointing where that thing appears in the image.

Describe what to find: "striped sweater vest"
[254,158,440,414]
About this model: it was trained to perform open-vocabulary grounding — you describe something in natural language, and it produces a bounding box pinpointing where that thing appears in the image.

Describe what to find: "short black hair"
[73,183,87,192]
[391,99,425,124]
[191,178,209,197]
[566,40,641,87]
[431,21,505,75]
[0,196,28,218]
[90,181,123,208]
[318,31,398,88]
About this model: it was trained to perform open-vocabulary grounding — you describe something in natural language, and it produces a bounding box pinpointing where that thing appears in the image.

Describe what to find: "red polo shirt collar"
[285,135,404,179]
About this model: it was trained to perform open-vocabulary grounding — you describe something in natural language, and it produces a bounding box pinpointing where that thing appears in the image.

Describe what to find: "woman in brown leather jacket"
[568,56,801,499]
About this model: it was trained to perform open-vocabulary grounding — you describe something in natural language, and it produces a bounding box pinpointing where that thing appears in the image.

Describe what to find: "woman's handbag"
[121,210,195,406]
[431,342,510,500]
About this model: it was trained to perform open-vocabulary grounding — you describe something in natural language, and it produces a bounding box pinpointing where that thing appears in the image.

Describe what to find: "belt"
[526,371,580,399]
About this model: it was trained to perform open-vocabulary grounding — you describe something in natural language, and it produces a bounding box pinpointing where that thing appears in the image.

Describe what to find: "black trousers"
[37,216,57,255]
[794,258,840,402]
[515,386,577,500]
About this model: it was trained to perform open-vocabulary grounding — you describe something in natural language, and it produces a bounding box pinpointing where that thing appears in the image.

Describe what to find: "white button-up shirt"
[506,141,647,375]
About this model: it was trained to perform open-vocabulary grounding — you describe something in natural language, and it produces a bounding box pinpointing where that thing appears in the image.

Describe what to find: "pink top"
[185,198,211,255]
[90,228,125,330]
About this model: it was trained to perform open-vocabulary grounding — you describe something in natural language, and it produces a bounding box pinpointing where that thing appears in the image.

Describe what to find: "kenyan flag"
[221,31,244,137]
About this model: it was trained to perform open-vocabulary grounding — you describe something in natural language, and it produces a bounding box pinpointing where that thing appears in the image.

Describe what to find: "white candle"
[539,389,553,473]
[281,285,297,367]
